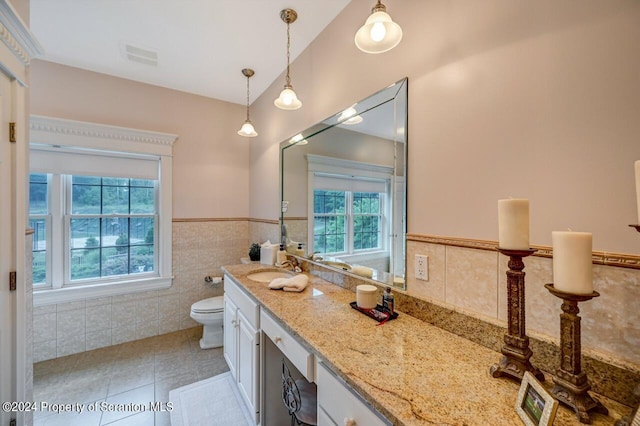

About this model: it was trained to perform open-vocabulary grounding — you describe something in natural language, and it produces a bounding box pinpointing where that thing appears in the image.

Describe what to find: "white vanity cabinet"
[223,295,238,378]
[260,309,314,382]
[317,361,391,426]
[224,275,261,424]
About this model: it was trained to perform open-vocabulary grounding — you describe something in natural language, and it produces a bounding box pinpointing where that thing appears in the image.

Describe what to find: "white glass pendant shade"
[338,107,363,125]
[274,86,302,110]
[238,68,258,138]
[237,120,258,137]
[355,10,403,54]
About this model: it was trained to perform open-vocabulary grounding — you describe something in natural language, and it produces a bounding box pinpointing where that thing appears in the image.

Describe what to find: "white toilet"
[190,296,224,349]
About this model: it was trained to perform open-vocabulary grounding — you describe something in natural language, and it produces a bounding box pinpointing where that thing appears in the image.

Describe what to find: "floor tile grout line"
[33,327,229,426]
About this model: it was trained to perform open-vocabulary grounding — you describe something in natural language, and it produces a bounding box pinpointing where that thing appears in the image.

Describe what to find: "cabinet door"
[317,362,390,426]
[237,309,260,423]
[223,295,238,379]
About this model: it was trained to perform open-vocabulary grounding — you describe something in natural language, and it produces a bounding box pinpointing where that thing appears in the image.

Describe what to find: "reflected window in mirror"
[307,154,394,274]
[280,78,407,288]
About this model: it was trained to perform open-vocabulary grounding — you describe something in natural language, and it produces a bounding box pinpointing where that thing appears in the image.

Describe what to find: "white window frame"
[307,154,393,259]
[312,189,386,255]
[30,115,177,306]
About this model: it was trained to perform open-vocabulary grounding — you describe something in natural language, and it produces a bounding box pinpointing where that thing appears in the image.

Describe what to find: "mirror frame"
[279,77,408,288]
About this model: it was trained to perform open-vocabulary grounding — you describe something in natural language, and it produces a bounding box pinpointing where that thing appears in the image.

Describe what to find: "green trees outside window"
[70,176,156,280]
[313,190,382,255]
[28,173,158,285]
[29,173,48,284]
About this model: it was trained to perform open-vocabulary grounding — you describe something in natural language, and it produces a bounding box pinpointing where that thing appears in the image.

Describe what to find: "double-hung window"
[307,154,393,260]
[313,189,384,254]
[29,115,177,305]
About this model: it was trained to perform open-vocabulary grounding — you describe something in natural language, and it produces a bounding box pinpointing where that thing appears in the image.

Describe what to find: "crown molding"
[0,1,44,65]
[30,115,178,156]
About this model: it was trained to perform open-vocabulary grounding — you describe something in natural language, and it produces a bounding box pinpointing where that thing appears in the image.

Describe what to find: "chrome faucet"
[306,251,323,261]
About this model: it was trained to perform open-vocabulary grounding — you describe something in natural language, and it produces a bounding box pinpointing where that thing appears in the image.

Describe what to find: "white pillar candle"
[552,231,593,295]
[498,199,530,250]
[635,160,640,224]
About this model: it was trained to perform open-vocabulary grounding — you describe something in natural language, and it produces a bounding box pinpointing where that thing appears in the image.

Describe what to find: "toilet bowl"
[190,296,224,349]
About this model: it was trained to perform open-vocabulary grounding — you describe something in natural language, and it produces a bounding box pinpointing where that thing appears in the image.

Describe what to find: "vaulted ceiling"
[30,0,352,105]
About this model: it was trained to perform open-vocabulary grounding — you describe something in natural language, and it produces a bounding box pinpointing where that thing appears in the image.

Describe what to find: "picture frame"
[515,372,558,426]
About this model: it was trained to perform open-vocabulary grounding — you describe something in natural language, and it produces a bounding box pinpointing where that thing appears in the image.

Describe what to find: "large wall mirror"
[280,78,408,289]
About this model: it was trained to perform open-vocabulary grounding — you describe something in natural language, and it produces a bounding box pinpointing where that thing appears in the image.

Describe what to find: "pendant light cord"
[245,76,251,121]
[285,21,291,87]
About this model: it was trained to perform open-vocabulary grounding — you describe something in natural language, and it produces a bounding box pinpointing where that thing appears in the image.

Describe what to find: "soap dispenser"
[276,244,287,266]
[295,243,305,257]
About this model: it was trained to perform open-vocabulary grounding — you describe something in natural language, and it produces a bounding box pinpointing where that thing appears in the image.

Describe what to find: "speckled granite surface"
[222,263,630,426]
[303,257,640,408]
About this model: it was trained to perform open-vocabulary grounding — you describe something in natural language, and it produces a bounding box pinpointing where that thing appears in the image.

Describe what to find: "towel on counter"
[268,275,309,292]
[351,265,373,278]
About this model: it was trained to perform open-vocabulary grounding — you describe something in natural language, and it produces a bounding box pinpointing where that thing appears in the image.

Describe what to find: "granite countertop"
[221,263,628,426]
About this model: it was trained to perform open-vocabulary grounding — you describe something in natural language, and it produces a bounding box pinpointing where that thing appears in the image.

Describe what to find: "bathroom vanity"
[223,268,387,425]
[221,263,623,425]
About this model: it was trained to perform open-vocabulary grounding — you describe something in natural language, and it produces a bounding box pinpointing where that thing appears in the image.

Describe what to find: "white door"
[237,310,259,423]
[223,295,238,379]
[0,68,15,426]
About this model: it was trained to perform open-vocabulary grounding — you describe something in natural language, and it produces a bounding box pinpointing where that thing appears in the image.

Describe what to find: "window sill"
[334,250,389,263]
[33,276,173,306]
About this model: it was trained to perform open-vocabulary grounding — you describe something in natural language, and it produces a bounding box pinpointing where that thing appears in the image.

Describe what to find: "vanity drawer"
[260,310,314,382]
[317,361,390,426]
[224,274,260,329]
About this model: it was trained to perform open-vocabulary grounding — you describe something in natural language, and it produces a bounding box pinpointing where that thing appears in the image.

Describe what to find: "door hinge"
[9,271,16,291]
[9,122,16,143]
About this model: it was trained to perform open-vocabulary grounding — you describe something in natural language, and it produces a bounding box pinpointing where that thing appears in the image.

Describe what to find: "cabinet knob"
[344,418,356,426]
[231,320,238,326]
[274,336,282,344]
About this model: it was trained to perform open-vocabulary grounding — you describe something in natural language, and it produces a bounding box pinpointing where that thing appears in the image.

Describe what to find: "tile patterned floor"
[33,327,229,426]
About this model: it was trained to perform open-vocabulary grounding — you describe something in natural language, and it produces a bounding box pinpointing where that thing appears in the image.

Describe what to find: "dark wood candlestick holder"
[545,284,609,424]
[630,224,640,233]
[490,248,544,383]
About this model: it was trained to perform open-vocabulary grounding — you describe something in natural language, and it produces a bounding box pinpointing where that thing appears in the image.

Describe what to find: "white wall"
[249,0,640,255]
[30,60,250,219]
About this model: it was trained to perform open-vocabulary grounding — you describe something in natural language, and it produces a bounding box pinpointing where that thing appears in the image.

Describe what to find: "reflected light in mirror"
[289,133,308,145]
[338,107,363,125]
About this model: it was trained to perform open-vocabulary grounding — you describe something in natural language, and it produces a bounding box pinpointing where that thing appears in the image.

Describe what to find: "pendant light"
[237,68,258,138]
[274,8,302,110]
[354,1,403,54]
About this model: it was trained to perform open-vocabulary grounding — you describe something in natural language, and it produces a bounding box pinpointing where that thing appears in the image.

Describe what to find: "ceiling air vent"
[122,42,158,66]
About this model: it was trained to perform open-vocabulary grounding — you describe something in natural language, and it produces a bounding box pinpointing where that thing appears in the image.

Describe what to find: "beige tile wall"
[283,219,307,247]
[407,240,640,367]
[248,220,280,248]
[33,220,249,362]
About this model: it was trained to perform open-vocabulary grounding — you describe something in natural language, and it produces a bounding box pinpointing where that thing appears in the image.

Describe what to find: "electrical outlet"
[415,254,428,281]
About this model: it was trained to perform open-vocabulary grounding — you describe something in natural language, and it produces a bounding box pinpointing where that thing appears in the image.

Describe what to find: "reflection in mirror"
[280,78,407,289]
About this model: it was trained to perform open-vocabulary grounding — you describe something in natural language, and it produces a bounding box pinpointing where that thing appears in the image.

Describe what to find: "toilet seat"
[191,296,224,314]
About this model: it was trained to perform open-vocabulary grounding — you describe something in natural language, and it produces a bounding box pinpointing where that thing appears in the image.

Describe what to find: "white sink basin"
[246,270,295,283]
